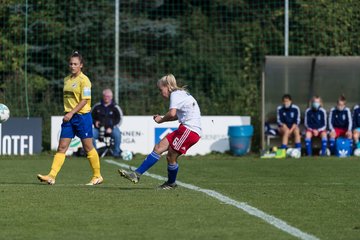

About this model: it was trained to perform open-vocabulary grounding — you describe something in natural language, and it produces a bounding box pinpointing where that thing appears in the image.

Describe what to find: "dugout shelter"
[261,56,360,149]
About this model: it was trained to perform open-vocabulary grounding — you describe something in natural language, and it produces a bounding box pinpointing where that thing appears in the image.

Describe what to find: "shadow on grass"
[0,182,156,191]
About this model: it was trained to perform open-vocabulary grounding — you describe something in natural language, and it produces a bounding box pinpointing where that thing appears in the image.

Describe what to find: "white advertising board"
[51,116,251,155]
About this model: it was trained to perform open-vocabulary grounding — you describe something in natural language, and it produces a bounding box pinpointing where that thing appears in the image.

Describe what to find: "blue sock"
[136,151,160,174]
[329,138,335,154]
[295,142,301,149]
[280,144,287,149]
[305,138,312,156]
[349,139,353,155]
[167,163,179,184]
[321,138,327,156]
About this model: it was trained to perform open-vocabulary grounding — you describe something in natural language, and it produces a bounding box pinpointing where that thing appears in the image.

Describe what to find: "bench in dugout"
[265,122,323,151]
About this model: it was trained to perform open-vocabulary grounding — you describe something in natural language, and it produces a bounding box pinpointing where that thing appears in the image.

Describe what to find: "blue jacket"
[329,107,352,131]
[353,105,360,130]
[91,100,123,129]
[277,104,301,128]
[304,107,327,131]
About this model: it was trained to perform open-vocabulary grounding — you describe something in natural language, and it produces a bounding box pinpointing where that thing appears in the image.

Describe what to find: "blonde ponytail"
[157,74,187,92]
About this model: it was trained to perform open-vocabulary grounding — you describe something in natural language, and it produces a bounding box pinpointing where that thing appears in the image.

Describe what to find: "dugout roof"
[261,56,360,148]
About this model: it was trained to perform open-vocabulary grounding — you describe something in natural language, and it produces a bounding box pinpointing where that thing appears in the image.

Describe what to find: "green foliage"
[1,1,360,150]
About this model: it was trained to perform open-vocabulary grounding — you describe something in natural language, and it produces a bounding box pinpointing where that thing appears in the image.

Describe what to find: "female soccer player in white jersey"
[118,74,202,189]
[37,51,103,185]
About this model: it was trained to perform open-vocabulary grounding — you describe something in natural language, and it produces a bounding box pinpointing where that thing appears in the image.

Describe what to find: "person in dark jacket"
[277,94,301,149]
[304,96,327,156]
[352,105,360,149]
[92,88,123,157]
[328,95,352,154]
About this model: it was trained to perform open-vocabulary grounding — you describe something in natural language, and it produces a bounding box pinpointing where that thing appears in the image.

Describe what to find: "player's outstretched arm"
[154,108,178,123]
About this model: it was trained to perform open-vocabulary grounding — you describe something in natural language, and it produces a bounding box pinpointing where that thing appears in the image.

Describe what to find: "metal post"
[114,0,120,103]
[284,0,289,56]
[284,0,289,94]
[25,0,30,118]
[261,69,266,150]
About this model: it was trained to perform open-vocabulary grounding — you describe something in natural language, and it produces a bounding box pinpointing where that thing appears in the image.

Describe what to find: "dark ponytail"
[69,51,84,64]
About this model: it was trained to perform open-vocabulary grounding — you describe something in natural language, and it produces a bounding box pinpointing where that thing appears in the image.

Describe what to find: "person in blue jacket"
[352,105,360,149]
[328,95,352,154]
[277,94,301,149]
[304,96,327,156]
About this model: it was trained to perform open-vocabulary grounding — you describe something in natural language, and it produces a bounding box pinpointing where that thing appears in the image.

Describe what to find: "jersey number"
[173,137,180,146]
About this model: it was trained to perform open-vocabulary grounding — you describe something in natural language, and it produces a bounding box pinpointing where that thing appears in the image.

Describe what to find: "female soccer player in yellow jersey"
[37,51,103,185]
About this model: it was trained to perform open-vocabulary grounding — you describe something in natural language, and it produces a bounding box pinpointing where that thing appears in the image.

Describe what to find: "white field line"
[105,160,319,240]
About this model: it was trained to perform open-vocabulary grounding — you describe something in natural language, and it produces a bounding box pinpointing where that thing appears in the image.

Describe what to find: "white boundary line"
[106,160,319,240]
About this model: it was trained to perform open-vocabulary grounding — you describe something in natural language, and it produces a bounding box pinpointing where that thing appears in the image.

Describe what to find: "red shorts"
[333,128,347,138]
[306,129,327,136]
[166,124,200,154]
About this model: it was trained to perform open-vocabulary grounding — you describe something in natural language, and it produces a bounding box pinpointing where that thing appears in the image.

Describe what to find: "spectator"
[277,94,301,149]
[328,95,352,154]
[352,104,360,149]
[92,89,123,157]
[304,96,327,156]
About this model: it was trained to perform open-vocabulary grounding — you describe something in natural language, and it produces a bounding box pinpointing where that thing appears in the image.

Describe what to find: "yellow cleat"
[86,176,104,186]
[37,174,55,185]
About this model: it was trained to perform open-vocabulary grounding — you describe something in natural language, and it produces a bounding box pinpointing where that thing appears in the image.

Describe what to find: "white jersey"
[169,90,202,136]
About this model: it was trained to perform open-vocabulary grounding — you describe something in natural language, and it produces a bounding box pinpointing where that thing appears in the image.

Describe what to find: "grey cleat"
[158,181,178,190]
[118,169,140,183]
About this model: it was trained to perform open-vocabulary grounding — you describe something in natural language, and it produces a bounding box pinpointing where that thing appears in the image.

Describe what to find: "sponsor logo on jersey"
[64,91,75,98]
[83,87,91,97]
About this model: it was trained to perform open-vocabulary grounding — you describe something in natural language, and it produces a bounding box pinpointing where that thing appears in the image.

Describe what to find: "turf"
[0,154,359,240]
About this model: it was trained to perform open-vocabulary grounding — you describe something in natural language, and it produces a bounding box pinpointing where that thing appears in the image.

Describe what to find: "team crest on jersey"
[72,83,77,88]
[83,87,91,97]
[342,114,345,120]
[291,112,294,118]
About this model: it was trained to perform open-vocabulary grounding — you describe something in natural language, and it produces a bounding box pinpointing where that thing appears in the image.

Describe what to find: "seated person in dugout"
[276,94,301,149]
[328,95,352,154]
[352,104,360,149]
[304,96,327,156]
[92,88,123,157]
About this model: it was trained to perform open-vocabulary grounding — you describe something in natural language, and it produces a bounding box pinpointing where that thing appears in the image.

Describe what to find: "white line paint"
[106,160,319,240]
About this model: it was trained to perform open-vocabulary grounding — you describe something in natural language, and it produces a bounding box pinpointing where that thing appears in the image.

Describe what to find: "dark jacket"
[91,100,123,129]
[277,104,301,128]
[329,107,352,131]
[353,105,360,130]
[304,107,327,131]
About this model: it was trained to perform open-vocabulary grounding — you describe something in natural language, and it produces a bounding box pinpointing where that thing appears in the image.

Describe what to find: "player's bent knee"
[166,148,180,164]
[166,155,177,164]
[57,145,68,153]
[153,144,163,154]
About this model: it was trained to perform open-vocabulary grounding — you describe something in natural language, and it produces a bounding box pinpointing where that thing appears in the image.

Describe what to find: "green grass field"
[0,153,359,240]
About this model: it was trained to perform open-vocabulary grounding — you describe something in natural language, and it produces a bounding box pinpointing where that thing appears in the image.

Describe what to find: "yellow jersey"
[63,72,92,114]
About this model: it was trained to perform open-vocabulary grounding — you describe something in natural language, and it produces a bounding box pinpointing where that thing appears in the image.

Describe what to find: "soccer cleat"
[37,174,56,185]
[158,181,178,190]
[118,169,140,183]
[86,176,104,186]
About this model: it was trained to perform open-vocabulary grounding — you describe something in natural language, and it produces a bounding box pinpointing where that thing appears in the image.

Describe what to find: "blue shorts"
[60,112,93,139]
